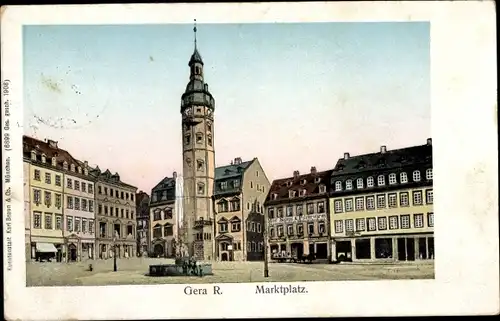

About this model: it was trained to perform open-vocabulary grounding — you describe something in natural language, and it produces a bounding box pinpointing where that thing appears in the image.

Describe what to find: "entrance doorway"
[68,244,77,262]
[316,243,328,259]
[291,243,303,258]
[336,241,352,261]
[221,252,228,261]
[154,244,164,257]
[397,237,415,261]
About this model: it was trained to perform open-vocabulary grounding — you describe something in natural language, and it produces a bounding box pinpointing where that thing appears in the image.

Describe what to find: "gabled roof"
[213,158,255,196]
[88,165,137,189]
[152,176,176,191]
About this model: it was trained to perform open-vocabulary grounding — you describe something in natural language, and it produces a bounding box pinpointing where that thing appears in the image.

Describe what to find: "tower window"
[197,182,205,195]
[185,134,191,145]
[207,122,212,132]
[207,135,212,146]
[197,159,205,172]
[195,67,200,74]
[196,133,203,144]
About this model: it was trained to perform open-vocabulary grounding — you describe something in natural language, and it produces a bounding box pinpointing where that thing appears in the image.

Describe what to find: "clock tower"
[180,21,216,260]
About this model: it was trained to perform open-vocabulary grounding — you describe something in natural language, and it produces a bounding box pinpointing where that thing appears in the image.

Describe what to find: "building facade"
[213,157,271,261]
[329,139,434,262]
[149,173,177,258]
[265,167,332,260]
[136,190,150,256]
[91,168,138,259]
[23,136,96,262]
[180,29,217,260]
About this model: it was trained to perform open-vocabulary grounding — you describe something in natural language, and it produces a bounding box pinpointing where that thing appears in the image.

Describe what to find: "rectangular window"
[388,193,397,208]
[277,207,283,217]
[318,222,325,233]
[355,218,365,231]
[277,225,284,236]
[88,184,94,194]
[33,212,42,228]
[317,201,325,213]
[89,220,94,234]
[67,196,73,209]
[296,205,303,216]
[34,169,41,181]
[297,224,303,235]
[257,223,261,233]
[427,212,434,227]
[55,215,62,230]
[75,180,80,191]
[74,197,80,210]
[426,189,433,204]
[345,198,353,212]
[268,208,274,219]
[33,189,41,205]
[67,216,73,232]
[44,213,52,229]
[367,218,376,231]
[400,192,409,207]
[286,206,293,216]
[55,175,61,186]
[45,172,51,184]
[414,214,424,228]
[89,200,94,213]
[413,191,423,205]
[307,203,314,214]
[82,219,87,233]
[287,225,293,236]
[345,219,354,232]
[55,194,62,208]
[334,200,343,213]
[308,223,314,234]
[82,182,87,192]
[75,218,81,232]
[401,215,411,229]
[67,178,73,189]
[334,220,343,233]
[44,191,52,207]
[389,215,399,229]
[377,217,387,230]
[82,199,88,211]
[366,196,375,210]
[355,197,364,211]
[377,194,386,209]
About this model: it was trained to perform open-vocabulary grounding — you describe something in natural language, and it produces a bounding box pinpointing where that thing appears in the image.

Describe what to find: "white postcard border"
[2,1,498,319]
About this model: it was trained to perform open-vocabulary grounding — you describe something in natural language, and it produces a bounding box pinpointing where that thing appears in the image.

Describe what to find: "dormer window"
[413,170,421,182]
[63,161,68,170]
[426,168,433,180]
[377,175,385,186]
[51,157,56,167]
[272,193,278,200]
[301,179,307,185]
[335,181,342,191]
[289,190,296,198]
[356,178,364,189]
[84,168,88,176]
[314,177,321,183]
[299,189,307,197]
[367,176,374,187]
[346,180,353,190]
[70,164,75,172]
[78,166,82,174]
[41,154,46,163]
[287,181,293,187]
[31,150,36,161]
[389,173,397,185]
[319,185,326,193]
[400,172,408,183]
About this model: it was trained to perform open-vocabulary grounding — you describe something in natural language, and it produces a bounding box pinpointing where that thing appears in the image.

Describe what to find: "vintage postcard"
[2,1,498,320]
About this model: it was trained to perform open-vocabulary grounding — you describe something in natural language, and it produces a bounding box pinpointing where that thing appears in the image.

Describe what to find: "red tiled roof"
[23,135,82,170]
[265,169,333,204]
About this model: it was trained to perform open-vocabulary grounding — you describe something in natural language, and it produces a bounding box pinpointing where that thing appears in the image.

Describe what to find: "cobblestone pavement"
[26,258,434,286]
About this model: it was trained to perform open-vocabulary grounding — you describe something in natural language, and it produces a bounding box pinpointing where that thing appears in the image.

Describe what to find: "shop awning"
[36,243,58,253]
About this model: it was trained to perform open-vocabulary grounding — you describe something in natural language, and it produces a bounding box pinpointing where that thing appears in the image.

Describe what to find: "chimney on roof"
[380,145,387,154]
[173,171,177,179]
[47,139,58,149]
[310,166,317,174]
[344,152,350,160]
[234,157,242,165]
[293,170,300,178]
[427,138,432,146]
[84,160,88,167]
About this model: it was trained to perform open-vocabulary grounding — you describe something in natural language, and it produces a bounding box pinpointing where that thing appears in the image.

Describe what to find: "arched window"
[413,170,421,182]
[335,181,342,191]
[377,175,385,186]
[389,173,397,185]
[196,132,203,144]
[400,172,408,183]
[346,180,353,190]
[367,176,374,187]
[426,168,433,180]
[197,159,205,172]
[356,178,364,189]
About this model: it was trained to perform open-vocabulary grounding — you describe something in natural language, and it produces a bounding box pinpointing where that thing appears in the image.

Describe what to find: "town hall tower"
[180,22,216,260]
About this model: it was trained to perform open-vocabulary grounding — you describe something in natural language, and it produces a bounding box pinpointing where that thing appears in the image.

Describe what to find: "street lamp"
[113,231,118,272]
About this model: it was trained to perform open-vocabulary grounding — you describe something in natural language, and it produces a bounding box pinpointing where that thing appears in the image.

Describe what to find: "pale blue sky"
[23,22,430,193]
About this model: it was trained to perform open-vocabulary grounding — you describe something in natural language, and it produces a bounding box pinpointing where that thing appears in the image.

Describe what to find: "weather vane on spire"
[193,19,197,49]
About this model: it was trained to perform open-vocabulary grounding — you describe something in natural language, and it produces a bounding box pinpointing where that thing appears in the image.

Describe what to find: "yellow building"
[213,157,271,261]
[149,172,177,257]
[329,139,434,262]
[23,136,66,261]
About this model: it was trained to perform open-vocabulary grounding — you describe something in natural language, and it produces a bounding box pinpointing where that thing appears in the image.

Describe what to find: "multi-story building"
[23,160,31,261]
[329,139,433,262]
[65,160,96,261]
[180,27,217,260]
[23,136,96,262]
[149,173,177,257]
[265,167,332,260]
[213,157,271,261]
[91,167,138,259]
[136,190,150,256]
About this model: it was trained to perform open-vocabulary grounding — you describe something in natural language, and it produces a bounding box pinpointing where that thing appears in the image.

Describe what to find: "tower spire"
[193,19,197,49]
